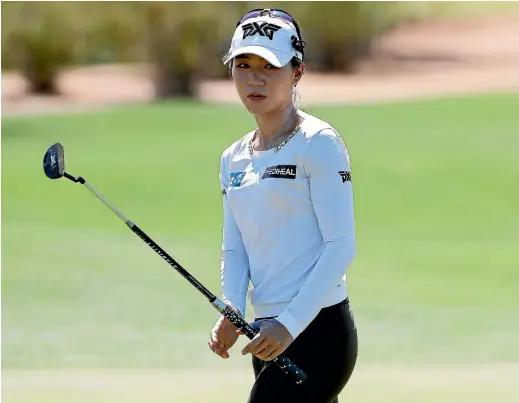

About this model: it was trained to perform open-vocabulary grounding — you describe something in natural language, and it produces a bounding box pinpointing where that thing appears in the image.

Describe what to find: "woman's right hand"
[208,314,240,359]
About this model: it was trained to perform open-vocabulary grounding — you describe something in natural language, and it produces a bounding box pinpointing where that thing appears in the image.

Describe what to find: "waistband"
[253,282,349,321]
[255,297,350,321]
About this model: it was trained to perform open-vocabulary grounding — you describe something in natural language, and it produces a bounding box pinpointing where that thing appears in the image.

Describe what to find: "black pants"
[248,299,358,403]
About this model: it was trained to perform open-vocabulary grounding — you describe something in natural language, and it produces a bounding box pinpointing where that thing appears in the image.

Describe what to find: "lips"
[247,93,267,101]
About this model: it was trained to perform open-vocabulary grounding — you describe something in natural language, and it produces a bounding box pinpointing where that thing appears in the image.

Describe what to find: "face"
[231,53,303,115]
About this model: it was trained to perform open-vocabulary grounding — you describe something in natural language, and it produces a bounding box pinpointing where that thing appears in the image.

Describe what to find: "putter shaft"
[65,172,132,226]
[62,170,308,384]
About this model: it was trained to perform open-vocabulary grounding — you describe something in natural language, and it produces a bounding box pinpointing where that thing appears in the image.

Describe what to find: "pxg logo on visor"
[223,8,306,68]
[242,22,281,40]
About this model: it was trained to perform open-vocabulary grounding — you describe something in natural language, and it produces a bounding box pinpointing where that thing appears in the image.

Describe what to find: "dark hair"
[291,57,301,69]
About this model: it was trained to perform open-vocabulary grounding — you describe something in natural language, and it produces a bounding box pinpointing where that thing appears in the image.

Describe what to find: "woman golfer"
[208,8,358,403]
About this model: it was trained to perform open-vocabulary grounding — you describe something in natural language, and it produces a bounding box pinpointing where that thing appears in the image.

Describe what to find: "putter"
[42,142,308,385]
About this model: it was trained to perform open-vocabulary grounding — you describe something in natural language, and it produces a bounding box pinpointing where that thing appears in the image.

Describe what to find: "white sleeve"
[219,153,250,316]
[276,128,356,339]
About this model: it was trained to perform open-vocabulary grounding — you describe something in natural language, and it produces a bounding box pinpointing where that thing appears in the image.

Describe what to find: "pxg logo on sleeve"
[230,171,246,187]
[338,171,351,183]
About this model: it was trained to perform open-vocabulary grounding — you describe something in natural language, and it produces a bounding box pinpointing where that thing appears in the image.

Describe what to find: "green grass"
[2,94,519,379]
[4,365,519,403]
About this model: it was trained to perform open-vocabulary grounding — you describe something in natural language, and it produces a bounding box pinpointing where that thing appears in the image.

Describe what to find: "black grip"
[222,306,308,384]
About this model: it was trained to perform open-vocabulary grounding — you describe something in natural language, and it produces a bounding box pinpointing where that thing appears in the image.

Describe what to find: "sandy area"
[2,17,518,117]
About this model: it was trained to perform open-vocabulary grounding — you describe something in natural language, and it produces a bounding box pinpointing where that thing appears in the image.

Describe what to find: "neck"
[255,104,298,143]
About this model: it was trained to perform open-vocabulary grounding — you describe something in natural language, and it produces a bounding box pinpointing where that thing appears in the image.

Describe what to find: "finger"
[256,335,286,361]
[262,345,282,361]
[248,337,270,356]
[254,338,280,360]
[254,346,270,361]
[215,336,225,347]
[219,341,231,359]
[209,342,219,355]
[208,340,215,353]
[209,335,227,356]
[209,337,222,352]
[211,342,229,359]
[216,346,229,359]
[242,334,265,355]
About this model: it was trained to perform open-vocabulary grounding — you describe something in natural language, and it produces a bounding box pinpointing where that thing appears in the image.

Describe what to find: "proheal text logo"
[262,165,297,179]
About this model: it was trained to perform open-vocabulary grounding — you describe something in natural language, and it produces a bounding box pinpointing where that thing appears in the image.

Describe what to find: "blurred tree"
[240,1,398,73]
[76,2,145,65]
[2,1,79,94]
[143,1,245,98]
[296,2,379,73]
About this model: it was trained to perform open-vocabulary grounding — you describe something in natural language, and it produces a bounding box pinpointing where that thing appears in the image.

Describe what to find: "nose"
[247,70,265,87]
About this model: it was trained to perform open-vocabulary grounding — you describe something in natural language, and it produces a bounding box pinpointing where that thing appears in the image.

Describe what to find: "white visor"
[223,15,302,68]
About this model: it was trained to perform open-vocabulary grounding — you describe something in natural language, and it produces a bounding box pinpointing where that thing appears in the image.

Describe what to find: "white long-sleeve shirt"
[219,111,356,340]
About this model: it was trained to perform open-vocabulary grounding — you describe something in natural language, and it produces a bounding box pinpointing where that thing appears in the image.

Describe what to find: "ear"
[293,63,305,87]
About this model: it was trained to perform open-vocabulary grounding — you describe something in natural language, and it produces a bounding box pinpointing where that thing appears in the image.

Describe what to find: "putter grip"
[222,306,307,384]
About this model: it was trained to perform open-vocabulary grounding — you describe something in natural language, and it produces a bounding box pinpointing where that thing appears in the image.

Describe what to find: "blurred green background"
[2,1,519,403]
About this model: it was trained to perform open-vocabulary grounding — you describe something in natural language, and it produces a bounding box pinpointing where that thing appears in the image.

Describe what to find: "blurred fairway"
[3,365,519,403]
[2,93,519,402]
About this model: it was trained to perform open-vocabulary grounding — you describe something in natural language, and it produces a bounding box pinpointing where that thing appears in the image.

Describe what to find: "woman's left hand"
[238,319,293,361]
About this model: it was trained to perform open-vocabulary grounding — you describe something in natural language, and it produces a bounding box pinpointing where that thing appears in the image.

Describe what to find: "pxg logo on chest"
[262,165,297,180]
[230,171,246,187]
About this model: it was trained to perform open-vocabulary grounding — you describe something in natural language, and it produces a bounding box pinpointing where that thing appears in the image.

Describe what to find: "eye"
[265,64,278,70]
[235,62,249,68]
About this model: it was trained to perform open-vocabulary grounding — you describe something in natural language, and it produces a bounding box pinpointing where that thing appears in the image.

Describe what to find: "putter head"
[43,143,65,179]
